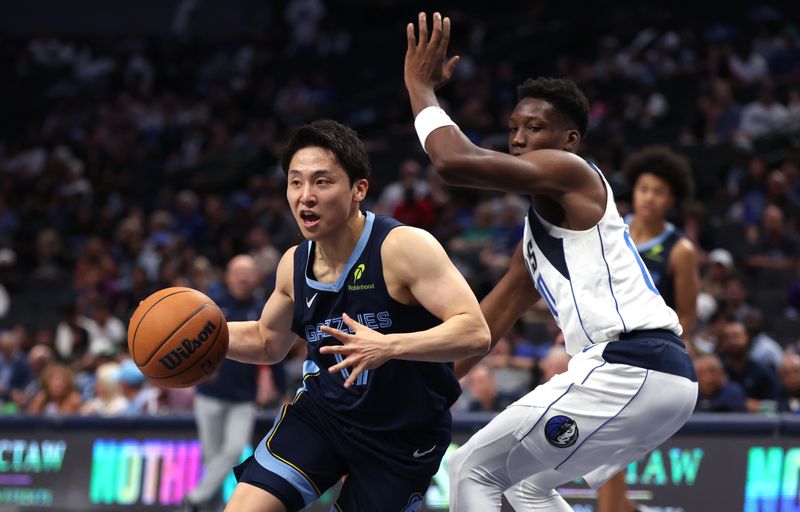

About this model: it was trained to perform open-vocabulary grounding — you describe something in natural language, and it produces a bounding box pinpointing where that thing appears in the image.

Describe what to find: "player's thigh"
[331,424,448,511]
[451,404,535,488]
[237,400,347,511]
[225,482,286,512]
[335,460,436,511]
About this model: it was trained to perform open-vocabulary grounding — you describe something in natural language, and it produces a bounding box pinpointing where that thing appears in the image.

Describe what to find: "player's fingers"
[319,344,347,355]
[319,326,351,343]
[417,12,428,47]
[442,55,460,81]
[327,354,355,374]
[341,313,365,332]
[429,12,442,49]
[406,22,416,55]
[344,364,366,389]
[442,15,452,46]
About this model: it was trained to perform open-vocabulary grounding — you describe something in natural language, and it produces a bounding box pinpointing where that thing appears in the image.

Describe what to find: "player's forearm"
[390,312,490,362]
[677,311,697,342]
[225,321,279,365]
[407,84,440,117]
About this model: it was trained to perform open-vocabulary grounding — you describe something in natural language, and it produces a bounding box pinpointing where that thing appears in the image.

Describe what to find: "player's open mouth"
[300,211,320,228]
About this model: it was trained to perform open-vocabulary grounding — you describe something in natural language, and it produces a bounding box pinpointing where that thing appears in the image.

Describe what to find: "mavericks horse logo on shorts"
[544,415,579,448]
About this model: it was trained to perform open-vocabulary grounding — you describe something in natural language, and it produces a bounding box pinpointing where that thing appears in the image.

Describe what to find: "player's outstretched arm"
[226,248,300,365]
[320,226,489,388]
[404,12,595,200]
[454,241,541,378]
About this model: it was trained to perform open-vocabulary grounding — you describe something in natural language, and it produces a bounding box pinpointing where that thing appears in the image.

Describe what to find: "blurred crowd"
[1,0,800,419]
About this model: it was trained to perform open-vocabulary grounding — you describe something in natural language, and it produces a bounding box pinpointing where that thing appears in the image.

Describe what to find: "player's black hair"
[623,146,694,202]
[281,120,371,184]
[516,77,590,137]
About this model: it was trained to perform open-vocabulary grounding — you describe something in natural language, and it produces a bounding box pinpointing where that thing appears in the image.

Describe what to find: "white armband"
[414,106,458,153]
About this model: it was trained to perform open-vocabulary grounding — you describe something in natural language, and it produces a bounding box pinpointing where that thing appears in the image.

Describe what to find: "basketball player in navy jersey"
[405,13,698,511]
[222,119,490,512]
[598,148,699,512]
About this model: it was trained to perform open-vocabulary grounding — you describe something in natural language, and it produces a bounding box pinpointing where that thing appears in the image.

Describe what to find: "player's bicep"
[386,227,481,321]
[669,239,699,314]
[258,248,301,360]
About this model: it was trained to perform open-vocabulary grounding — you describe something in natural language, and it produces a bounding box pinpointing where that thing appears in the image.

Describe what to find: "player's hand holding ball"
[127,287,229,388]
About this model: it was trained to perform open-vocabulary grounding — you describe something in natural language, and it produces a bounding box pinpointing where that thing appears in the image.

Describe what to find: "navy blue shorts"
[605,329,697,382]
[234,393,449,511]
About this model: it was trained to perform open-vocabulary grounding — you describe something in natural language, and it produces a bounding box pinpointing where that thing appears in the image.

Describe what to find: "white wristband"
[414,106,457,153]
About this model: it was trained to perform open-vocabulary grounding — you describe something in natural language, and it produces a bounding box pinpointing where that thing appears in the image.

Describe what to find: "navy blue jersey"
[291,211,460,432]
[628,218,683,308]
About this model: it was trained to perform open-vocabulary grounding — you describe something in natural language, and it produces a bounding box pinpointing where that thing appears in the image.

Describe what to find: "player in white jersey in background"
[404,12,698,511]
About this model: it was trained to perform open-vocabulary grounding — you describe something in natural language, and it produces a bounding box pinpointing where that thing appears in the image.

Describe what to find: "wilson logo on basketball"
[158,321,217,370]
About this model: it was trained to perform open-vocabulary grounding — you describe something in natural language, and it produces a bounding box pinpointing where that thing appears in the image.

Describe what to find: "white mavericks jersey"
[522,162,680,356]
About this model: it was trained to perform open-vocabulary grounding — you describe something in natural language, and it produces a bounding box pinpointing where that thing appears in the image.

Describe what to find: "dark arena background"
[1,1,800,511]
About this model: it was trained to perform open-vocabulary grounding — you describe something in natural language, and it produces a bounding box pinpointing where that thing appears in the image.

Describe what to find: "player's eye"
[528,125,542,132]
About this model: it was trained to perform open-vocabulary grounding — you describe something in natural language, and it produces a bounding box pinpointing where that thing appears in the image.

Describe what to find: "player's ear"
[563,129,581,151]
[352,178,369,202]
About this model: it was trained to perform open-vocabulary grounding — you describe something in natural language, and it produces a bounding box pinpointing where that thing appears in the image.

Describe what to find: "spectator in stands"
[777,352,800,413]
[479,196,525,285]
[82,298,127,358]
[699,78,742,143]
[746,202,798,264]
[11,344,54,412]
[80,362,128,416]
[26,363,82,416]
[700,248,736,307]
[447,201,496,292]
[116,359,159,415]
[463,364,516,412]
[0,330,32,404]
[391,182,437,229]
[374,158,431,216]
[539,345,570,384]
[33,228,70,280]
[182,255,267,512]
[718,274,757,323]
[54,303,90,364]
[694,353,747,412]
[738,80,789,141]
[717,320,780,412]
[245,226,280,289]
[728,38,770,85]
[745,309,784,370]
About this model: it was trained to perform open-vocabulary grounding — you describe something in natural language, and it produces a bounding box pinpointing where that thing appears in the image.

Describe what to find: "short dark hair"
[516,77,590,137]
[623,146,694,201]
[281,120,371,184]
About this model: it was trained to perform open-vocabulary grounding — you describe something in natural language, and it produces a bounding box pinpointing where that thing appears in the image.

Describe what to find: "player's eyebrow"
[287,169,335,177]
[510,114,546,124]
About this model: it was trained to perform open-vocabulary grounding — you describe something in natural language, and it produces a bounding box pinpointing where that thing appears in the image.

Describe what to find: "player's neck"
[314,210,367,268]
[628,215,667,244]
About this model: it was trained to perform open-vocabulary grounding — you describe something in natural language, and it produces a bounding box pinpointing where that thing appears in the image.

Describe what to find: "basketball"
[127,287,229,388]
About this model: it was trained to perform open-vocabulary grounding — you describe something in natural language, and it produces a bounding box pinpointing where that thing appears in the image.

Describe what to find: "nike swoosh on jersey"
[306,293,318,308]
[412,444,437,458]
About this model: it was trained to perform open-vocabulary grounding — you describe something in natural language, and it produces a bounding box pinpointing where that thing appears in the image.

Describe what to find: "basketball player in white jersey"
[404,13,698,511]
